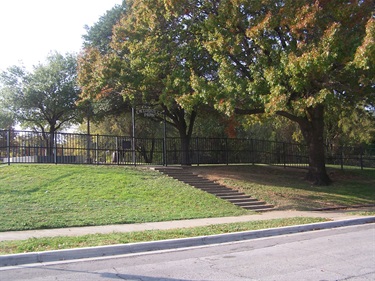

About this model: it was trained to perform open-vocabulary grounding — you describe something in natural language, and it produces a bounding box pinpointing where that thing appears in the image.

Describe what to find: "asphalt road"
[1,224,374,281]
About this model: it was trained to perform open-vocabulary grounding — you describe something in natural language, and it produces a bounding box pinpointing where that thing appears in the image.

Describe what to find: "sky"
[0,0,123,71]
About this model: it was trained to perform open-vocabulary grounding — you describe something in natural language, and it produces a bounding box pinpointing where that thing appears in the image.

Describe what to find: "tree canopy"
[0,52,81,153]
[0,94,14,129]
[78,0,219,164]
[82,1,127,55]
[170,0,374,184]
[77,0,374,184]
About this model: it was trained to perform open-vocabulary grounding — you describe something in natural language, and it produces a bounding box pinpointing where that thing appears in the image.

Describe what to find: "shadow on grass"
[189,165,375,210]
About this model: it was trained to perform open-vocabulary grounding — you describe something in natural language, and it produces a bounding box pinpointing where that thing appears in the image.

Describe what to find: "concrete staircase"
[154,167,274,212]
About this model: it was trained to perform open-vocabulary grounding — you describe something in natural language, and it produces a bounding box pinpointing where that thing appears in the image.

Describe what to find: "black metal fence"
[0,130,374,169]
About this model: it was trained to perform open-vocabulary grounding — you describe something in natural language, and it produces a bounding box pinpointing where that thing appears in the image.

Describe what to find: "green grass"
[0,165,248,231]
[0,164,373,256]
[348,211,375,216]
[191,165,375,211]
[1,164,373,233]
[0,217,328,255]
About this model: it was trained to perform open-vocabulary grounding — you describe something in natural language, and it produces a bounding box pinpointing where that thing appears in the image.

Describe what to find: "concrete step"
[157,167,185,171]
[226,197,259,201]
[206,191,245,196]
[176,176,213,180]
[241,204,274,210]
[179,181,220,186]
[195,183,228,187]
[175,178,215,183]
[163,175,214,183]
[195,186,238,191]
[217,194,252,199]
[233,201,266,206]
[154,167,274,211]
[197,186,233,190]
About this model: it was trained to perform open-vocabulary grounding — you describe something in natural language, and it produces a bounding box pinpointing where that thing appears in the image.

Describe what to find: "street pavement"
[0,208,374,268]
[1,224,374,280]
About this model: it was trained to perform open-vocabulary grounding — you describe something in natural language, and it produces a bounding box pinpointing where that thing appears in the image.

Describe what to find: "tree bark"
[298,105,332,185]
[179,133,191,165]
[165,103,197,166]
[178,110,197,166]
[235,104,332,185]
[48,126,56,160]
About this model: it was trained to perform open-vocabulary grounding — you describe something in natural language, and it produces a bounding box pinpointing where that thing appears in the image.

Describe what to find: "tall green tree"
[82,2,127,55]
[79,2,130,131]
[173,0,374,184]
[0,97,14,129]
[0,52,81,155]
[78,0,218,165]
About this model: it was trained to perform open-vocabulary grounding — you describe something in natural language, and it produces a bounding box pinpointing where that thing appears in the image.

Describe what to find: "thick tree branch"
[234,107,306,125]
[234,108,265,115]
[187,110,197,138]
[228,54,253,81]
[275,110,306,125]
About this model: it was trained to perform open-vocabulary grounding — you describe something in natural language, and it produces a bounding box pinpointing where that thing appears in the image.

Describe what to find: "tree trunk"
[237,105,332,185]
[48,127,56,160]
[299,105,332,185]
[180,133,191,165]
[167,104,197,166]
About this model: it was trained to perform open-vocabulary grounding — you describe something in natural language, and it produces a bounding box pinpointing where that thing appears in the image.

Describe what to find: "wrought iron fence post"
[86,133,91,164]
[283,142,286,168]
[360,145,363,170]
[225,138,229,165]
[7,129,10,165]
[340,145,344,170]
[251,139,255,165]
[196,137,200,166]
[163,138,167,166]
[132,107,136,166]
[96,134,99,165]
[163,111,167,166]
[115,136,119,165]
[53,132,57,164]
[247,139,251,164]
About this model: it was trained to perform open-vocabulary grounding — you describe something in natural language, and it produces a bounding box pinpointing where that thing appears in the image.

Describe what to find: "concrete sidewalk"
[1,208,374,267]
[1,208,374,242]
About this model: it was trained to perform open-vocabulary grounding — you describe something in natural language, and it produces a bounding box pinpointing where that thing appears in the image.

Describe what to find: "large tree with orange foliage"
[78,0,373,181]
[169,0,374,184]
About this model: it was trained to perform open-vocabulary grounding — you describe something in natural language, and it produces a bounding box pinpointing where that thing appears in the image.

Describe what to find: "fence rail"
[0,130,374,169]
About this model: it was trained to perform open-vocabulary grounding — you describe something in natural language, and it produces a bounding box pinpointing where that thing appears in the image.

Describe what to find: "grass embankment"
[0,217,328,255]
[0,164,373,255]
[0,165,248,232]
[193,165,375,211]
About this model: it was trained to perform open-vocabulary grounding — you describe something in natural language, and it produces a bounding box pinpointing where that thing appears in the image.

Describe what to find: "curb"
[1,216,374,267]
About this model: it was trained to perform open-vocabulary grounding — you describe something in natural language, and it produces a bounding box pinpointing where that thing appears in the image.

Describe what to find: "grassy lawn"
[0,165,248,232]
[0,217,328,255]
[0,164,373,255]
[191,165,375,210]
[1,164,373,233]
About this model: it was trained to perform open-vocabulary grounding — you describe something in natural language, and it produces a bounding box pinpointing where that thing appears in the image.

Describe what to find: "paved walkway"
[1,208,374,242]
